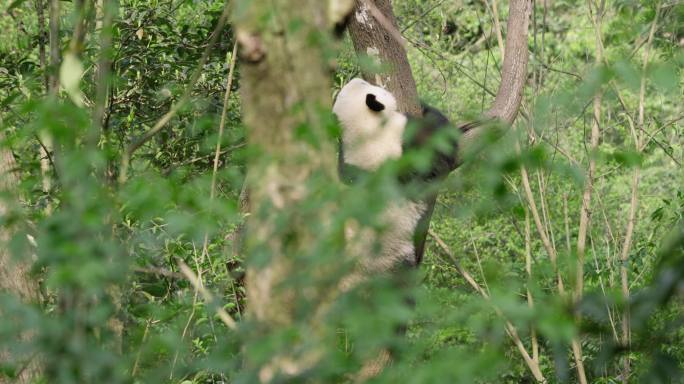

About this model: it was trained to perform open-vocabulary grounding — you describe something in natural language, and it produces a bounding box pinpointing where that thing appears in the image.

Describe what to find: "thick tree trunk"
[479,0,531,125]
[347,0,421,116]
[0,137,41,383]
[0,145,38,303]
[235,0,338,380]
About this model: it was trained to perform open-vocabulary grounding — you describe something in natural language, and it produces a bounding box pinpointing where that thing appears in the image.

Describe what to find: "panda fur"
[333,78,458,271]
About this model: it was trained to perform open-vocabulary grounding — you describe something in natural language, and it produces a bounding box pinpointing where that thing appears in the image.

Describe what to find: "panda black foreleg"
[334,13,352,38]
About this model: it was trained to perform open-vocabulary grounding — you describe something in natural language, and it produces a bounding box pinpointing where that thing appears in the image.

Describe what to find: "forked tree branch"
[347,0,532,157]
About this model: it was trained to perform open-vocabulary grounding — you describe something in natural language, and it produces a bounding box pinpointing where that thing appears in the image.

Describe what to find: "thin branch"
[469,233,490,295]
[131,319,152,377]
[48,0,60,95]
[540,63,582,81]
[521,165,564,293]
[199,41,239,273]
[91,0,115,144]
[405,36,497,98]
[170,249,201,379]
[400,0,449,33]
[430,229,546,383]
[525,210,539,363]
[132,266,183,280]
[36,0,48,90]
[481,0,505,58]
[537,172,556,259]
[591,237,619,341]
[577,0,604,302]
[39,0,61,214]
[177,260,238,330]
[34,134,59,183]
[210,42,239,201]
[563,193,572,253]
[555,4,607,381]
[619,4,661,381]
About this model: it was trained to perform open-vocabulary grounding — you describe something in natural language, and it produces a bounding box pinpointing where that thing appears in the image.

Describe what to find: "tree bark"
[235,0,338,380]
[456,0,532,152]
[36,0,48,91]
[0,143,39,303]
[92,0,113,136]
[48,0,60,96]
[347,0,421,116]
[0,136,41,383]
[480,0,531,124]
[40,0,60,212]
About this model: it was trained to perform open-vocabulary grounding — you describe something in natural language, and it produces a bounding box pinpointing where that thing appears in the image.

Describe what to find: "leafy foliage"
[0,0,683,383]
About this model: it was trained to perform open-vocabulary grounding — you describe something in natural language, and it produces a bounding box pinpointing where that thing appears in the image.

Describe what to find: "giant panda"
[332,78,459,272]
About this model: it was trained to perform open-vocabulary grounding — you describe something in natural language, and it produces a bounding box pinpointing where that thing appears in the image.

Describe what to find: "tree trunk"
[347,0,421,116]
[0,137,41,383]
[235,0,338,380]
[0,144,39,304]
[36,0,48,91]
[48,0,60,95]
[479,0,531,125]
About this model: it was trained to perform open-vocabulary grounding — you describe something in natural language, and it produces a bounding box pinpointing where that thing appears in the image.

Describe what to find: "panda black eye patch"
[365,93,385,112]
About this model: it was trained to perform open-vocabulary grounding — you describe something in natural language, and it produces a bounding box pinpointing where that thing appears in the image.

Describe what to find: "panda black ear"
[366,93,385,112]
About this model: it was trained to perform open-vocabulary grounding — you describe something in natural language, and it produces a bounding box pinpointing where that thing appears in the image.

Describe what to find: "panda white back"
[333,78,408,171]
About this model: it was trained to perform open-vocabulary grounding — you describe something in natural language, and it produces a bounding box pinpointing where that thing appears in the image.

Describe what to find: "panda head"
[333,78,408,170]
[333,78,400,136]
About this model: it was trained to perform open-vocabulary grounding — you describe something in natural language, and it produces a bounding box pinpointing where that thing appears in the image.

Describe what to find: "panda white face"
[333,78,407,171]
[333,78,398,131]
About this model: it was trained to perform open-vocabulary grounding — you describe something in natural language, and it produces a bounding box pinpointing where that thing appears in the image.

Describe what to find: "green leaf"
[614,60,640,91]
[650,63,679,94]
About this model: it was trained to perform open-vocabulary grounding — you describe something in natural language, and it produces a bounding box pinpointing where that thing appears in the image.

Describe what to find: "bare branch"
[430,229,546,383]
[48,0,60,96]
[481,0,505,58]
[199,41,239,277]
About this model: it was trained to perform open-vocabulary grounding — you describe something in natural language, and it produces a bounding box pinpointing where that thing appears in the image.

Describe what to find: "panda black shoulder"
[401,103,459,182]
[403,103,453,148]
[421,104,451,128]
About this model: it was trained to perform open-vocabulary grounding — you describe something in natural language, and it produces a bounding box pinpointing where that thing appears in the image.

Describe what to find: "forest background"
[0,0,683,383]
